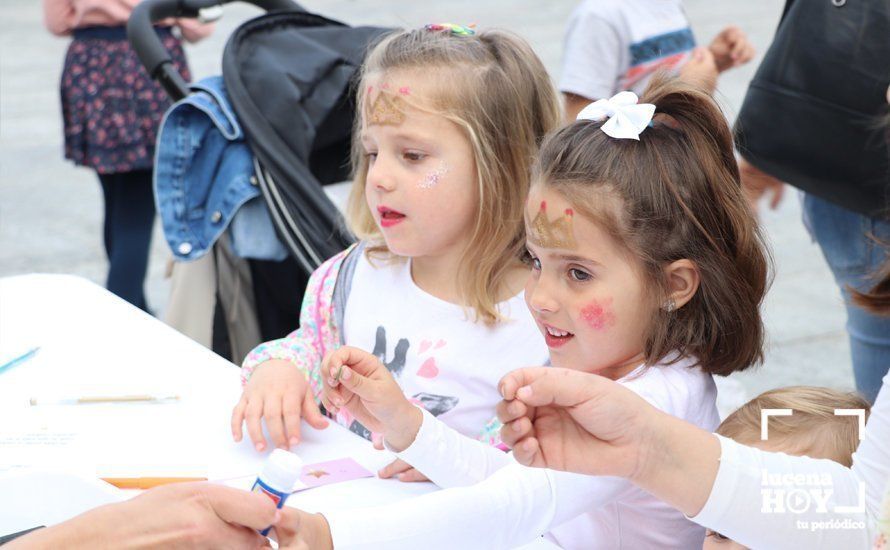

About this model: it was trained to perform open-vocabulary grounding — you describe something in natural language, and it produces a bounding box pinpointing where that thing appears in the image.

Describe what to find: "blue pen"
[0,347,40,375]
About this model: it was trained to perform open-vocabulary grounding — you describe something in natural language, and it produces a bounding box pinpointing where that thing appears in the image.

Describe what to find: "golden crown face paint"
[366,90,407,126]
[528,201,577,249]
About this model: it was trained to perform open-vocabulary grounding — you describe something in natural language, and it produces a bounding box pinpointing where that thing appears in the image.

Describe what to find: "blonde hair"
[346,27,560,324]
[717,386,871,466]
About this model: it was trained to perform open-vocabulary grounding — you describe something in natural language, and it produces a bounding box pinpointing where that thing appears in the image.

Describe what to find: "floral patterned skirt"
[61,26,191,174]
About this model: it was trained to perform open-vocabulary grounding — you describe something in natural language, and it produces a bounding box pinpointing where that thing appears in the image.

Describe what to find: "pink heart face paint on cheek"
[580,298,616,331]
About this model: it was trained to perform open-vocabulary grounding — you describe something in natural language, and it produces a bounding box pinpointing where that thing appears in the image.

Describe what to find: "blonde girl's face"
[523,185,651,378]
[360,75,478,261]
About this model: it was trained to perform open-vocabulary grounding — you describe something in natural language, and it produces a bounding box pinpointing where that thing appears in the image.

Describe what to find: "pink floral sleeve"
[240,246,353,402]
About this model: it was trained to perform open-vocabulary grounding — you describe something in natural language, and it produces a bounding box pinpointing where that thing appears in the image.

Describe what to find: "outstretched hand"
[497,367,721,516]
[497,367,654,478]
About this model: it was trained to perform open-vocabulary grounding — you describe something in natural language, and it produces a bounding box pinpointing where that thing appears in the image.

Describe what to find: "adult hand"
[497,367,654,478]
[739,156,785,213]
[231,359,329,452]
[497,367,720,516]
[7,482,277,549]
[708,26,755,72]
[322,346,423,452]
[271,507,333,550]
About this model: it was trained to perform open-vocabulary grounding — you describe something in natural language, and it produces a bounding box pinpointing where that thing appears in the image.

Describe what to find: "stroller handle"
[128,0,302,101]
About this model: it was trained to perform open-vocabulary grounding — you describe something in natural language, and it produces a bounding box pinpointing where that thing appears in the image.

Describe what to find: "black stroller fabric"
[223,11,392,271]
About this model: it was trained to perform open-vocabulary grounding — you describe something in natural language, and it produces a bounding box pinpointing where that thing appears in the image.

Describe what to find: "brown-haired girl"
[275,77,771,548]
[231,24,561,481]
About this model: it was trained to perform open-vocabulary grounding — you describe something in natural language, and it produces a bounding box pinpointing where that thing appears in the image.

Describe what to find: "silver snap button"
[831,0,845,6]
[250,175,259,186]
[211,211,222,223]
[177,242,193,255]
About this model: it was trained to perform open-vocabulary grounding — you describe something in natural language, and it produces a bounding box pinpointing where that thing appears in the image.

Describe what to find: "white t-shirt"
[691,371,890,549]
[560,0,696,100]
[342,253,549,440]
[326,355,719,549]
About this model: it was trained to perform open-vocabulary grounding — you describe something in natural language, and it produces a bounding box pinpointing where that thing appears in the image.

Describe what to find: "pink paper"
[296,457,374,491]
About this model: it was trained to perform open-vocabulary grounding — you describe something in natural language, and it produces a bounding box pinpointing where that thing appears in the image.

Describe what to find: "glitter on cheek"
[399,86,410,95]
[580,298,616,331]
[418,161,448,189]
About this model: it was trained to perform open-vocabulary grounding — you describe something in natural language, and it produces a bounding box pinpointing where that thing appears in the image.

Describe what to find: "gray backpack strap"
[332,241,365,345]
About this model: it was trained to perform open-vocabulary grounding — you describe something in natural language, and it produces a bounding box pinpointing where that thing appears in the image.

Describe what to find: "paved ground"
[0,0,855,412]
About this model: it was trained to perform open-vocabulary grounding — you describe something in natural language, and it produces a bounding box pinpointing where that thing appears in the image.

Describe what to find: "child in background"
[704,386,871,549]
[280,77,771,549]
[230,24,561,482]
[560,0,755,119]
[42,0,213,311]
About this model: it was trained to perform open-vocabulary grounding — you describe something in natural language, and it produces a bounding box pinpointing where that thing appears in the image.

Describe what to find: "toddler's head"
[348,25,560,323]
[705,386,871,549]
[525,77,770,377]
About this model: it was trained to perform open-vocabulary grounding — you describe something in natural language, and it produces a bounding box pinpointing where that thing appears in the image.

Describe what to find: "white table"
[0,275,555,548]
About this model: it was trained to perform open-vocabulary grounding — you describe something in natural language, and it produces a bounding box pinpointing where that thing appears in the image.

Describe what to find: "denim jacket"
[154,76,287,261]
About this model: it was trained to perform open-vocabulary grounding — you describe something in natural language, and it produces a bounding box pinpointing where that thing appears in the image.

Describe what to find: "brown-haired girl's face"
[523,185,651,378]
[361,74,478,261]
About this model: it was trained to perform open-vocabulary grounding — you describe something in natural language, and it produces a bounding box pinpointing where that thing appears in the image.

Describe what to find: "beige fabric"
[163,254,215,349]
[214,233,262,365]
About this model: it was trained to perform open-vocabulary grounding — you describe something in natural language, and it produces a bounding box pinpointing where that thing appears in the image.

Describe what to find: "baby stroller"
[129,0,391,361]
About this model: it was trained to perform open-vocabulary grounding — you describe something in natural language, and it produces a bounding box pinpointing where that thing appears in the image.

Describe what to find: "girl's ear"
[662,259,700,310]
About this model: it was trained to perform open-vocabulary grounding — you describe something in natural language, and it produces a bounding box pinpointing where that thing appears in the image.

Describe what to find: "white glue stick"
[252,449,303,536]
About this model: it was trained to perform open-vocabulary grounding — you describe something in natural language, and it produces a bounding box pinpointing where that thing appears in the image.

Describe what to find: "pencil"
[101,477,207,489]
[29,394,179,406]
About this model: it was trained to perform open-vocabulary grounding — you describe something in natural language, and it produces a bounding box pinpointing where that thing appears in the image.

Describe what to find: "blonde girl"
[230,24,560,483]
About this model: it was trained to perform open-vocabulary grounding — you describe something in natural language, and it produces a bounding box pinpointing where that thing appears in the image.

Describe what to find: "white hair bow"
[576,91,656,141]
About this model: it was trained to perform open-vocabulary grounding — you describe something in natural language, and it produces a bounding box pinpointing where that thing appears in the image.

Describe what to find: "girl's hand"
[322,347,423,451]
[231,360,329,451]
[272,508,333,550]
[377,458,430,483]
[708,26,755,72]
[679,47,719,93]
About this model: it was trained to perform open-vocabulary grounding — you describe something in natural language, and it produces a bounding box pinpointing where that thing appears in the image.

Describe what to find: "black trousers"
[97,169,155,312]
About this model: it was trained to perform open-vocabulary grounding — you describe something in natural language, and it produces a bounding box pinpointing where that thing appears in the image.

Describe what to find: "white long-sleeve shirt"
[690,371,890,549]
[325,356,720,549]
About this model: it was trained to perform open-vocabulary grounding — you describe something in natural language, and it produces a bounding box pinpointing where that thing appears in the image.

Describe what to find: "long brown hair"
[346,27,560,325]
[851,257,890,314]
[532,76,771,375]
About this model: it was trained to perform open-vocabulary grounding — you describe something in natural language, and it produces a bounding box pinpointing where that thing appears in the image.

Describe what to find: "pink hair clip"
[424,23,476,36]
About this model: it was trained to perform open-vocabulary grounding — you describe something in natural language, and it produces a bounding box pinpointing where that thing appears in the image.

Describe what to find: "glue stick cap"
[260,449,304,493]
